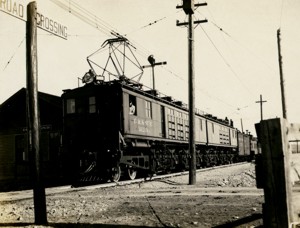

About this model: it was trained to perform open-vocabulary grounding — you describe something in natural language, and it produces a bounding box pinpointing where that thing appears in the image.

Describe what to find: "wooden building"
[0,88,62,191]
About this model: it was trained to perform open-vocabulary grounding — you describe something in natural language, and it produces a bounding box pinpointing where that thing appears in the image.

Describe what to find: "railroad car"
[61,76,253,182]
[250,136,261,157]
[237,131,251,160]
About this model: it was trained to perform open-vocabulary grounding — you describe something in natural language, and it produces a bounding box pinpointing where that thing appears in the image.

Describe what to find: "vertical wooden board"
[260,118,293,227]
[280,119,294,224]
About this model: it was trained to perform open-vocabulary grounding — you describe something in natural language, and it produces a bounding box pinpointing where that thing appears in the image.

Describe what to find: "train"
[0,37,260,190]
[60,37,260,183]
[61,77,259,183]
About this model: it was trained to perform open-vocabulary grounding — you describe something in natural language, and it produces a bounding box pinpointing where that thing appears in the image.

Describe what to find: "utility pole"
[176,0,207,185]
[142,55,167,90]
[26,2,47,224]
[256,94,267,121]
[277,29,287,119]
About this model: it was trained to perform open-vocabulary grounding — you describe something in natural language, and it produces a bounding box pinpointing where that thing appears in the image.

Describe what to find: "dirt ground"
[0,162,268,228]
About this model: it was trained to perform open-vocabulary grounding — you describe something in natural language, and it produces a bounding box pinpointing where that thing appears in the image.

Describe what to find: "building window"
[89,96,96,113]
[145,100,152,118]
[66,99,75,114]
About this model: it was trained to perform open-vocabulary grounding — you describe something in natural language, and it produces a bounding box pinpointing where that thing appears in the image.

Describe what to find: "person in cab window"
[129,101,136,115]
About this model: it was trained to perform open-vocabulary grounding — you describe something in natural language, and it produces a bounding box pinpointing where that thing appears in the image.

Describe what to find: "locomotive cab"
[61,83,124,182]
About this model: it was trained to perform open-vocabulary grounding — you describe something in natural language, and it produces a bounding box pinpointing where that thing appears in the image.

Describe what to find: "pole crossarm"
[256,94,267,121]
[142,61,167,68]
[176,1,207,14]
[176,2,207,9]
[177,19,207,26]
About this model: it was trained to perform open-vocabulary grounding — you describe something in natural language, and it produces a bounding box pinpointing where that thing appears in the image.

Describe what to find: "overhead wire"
[199,25,254,96]
[211,22,278,77]
[126,4,253,114]
[48,0,251,114]
[49,0,115,37]
[199,4,284,121]
[124,16,167,36]
[206,2,285,121]
[2,36,25,72]
[193,11,255,98]
[191,10,255,115]
[50,0,157,64]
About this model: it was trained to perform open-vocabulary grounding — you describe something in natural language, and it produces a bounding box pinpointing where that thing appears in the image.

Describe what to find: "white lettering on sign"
[133,117,152,133]
[36,12,67,39]
[0,0,24,19]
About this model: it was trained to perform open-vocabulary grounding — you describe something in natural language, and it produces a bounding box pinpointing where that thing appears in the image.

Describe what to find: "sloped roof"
[0,88,61,111]
[0,88,62,132]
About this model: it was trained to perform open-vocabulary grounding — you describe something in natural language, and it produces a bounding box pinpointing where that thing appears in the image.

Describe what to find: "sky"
[1,0,300,136]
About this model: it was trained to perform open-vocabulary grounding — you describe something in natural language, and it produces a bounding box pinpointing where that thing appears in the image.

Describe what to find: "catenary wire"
[2,37,25,71]
[48,0,252,118]
[199,25,254,96]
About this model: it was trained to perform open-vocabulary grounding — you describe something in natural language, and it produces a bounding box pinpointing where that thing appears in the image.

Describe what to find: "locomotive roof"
[63,78,234,128]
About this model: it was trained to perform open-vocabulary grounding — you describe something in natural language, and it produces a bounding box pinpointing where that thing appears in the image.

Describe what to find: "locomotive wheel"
[126,165,137,180]
[110,165,121,182]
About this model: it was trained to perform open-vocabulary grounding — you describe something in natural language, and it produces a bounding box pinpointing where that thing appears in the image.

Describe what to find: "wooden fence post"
[256,118,294,227]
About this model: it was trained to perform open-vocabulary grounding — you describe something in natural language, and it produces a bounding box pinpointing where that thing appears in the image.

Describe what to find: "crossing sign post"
[26,1,47,224]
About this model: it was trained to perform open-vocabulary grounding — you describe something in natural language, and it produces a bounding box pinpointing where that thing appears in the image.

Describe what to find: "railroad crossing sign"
[0,0,68,39]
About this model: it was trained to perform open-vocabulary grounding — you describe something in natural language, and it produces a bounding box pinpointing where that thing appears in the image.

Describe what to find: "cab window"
[66,99,75,114]
[89,96,96,113]
[129,95,136,115]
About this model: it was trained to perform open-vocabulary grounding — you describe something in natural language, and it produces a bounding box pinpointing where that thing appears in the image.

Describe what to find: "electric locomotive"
[61,37,256,183]
[62,76,242,182]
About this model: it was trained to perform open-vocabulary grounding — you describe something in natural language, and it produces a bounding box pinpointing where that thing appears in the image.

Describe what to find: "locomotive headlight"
[82,70,95,84]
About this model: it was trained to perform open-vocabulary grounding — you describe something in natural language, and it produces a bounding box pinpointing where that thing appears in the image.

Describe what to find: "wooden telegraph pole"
[26,1,47,224]
[255,29,295,227]
[176,0,207,185]
[255,94,267,121]
[277,29,287,119]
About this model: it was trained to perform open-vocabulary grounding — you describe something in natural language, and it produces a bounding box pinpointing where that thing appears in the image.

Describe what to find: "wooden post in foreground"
[26,1,47,224]
[256,118,294,227]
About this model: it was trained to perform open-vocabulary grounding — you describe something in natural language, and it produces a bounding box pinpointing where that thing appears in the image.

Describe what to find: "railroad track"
[0,162,248,202]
